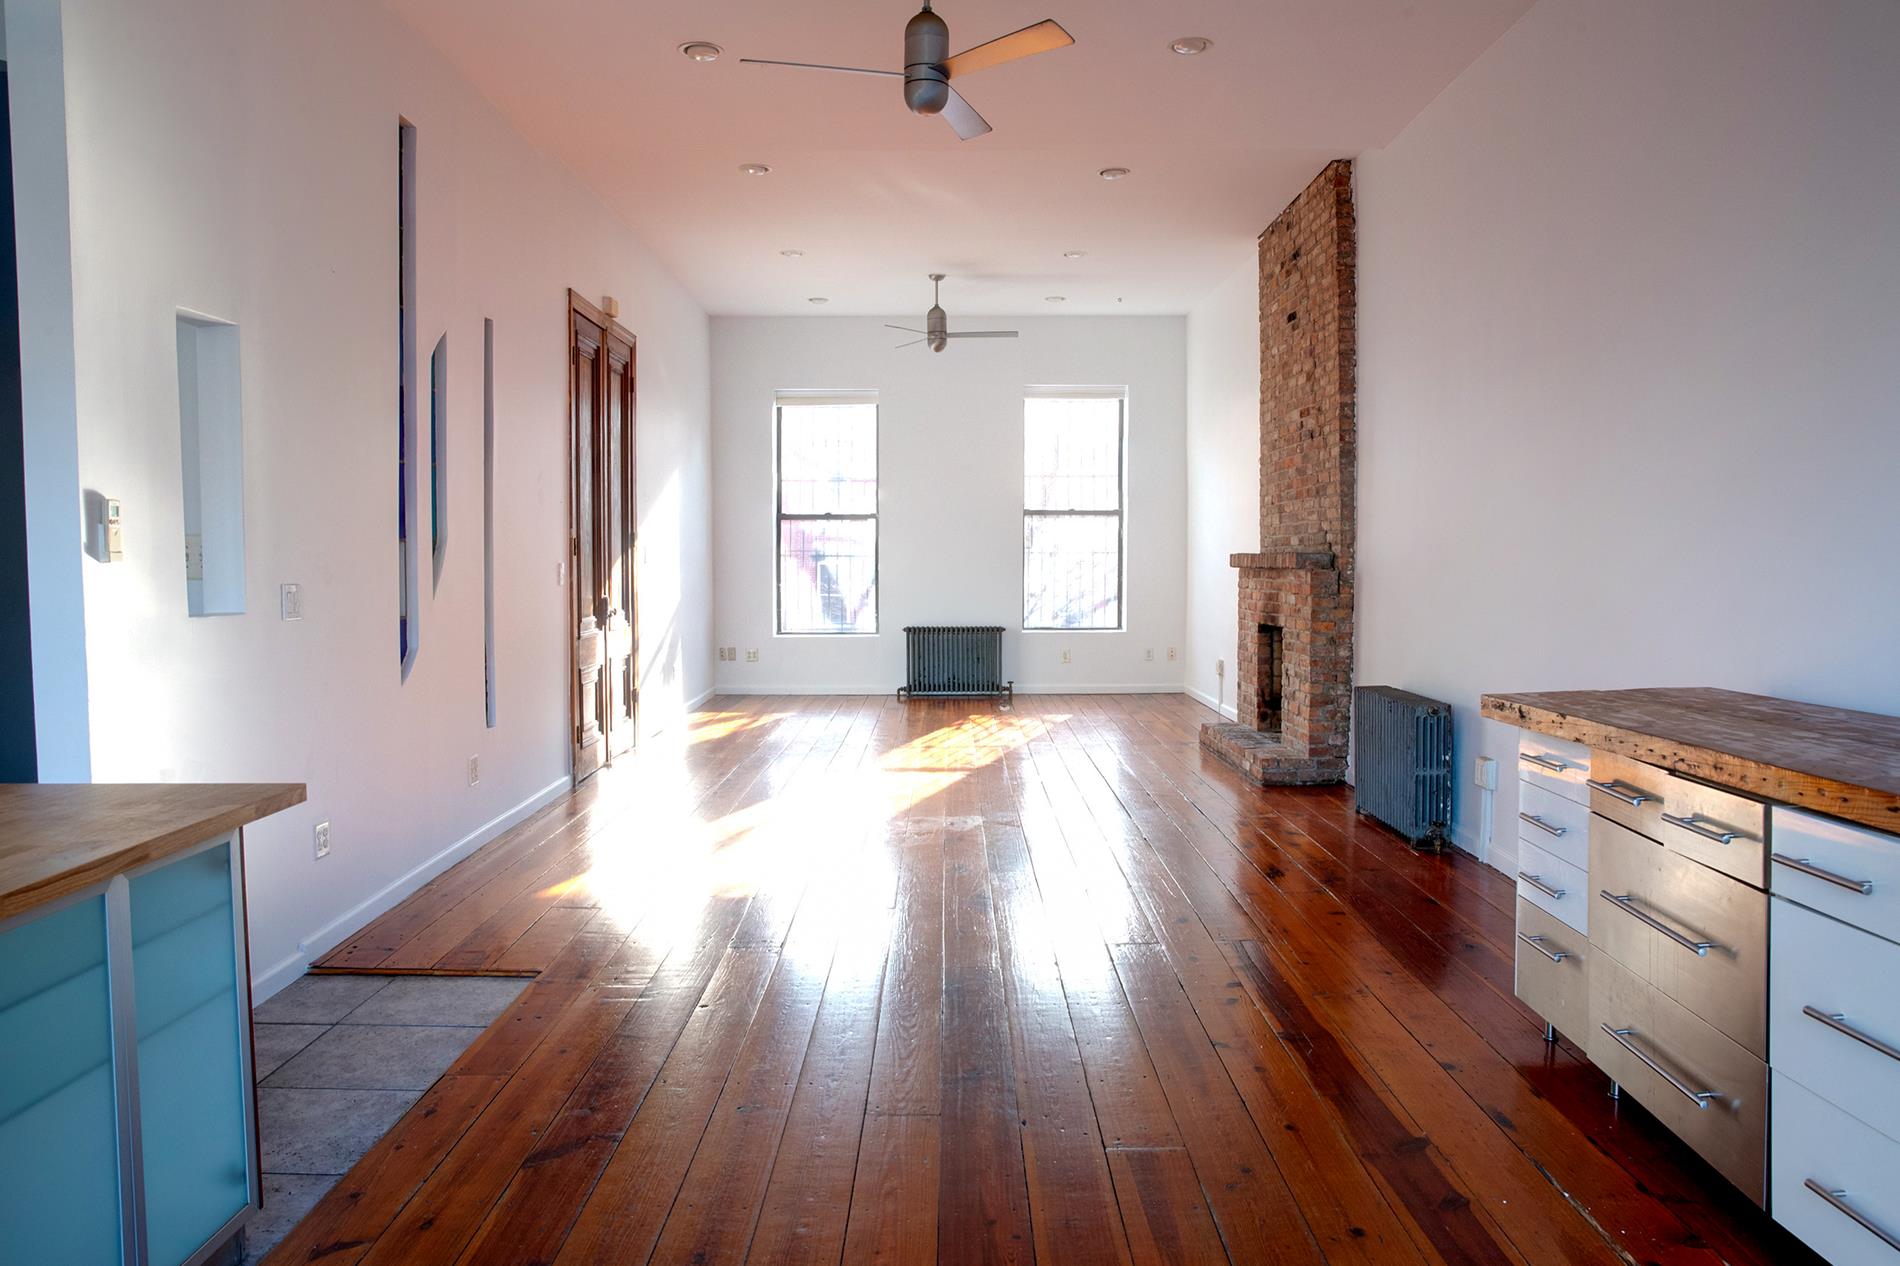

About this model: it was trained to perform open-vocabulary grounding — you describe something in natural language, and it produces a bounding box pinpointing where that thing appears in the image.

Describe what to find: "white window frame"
[773,391,880,637]
[1021,387,1128,632]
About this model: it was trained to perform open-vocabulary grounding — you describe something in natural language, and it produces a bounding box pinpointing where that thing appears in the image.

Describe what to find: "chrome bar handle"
[1519,812,1567,838]
[1804,1179,1900,1253]
[1517,932,1570,963]
[1520,752,1570,773]
[1588,778,1656,807]
[1600,891,1716,956]
[1803,1005,1900,1063]
[1661,812,1740,844]
[1772,852,1874,895]
[1518,871,1566,901]
[1599,1025,1718,1109]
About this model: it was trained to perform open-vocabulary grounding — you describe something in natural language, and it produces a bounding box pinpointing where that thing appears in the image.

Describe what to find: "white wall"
[710,316,1186,694]
[1356,0,1900,867]
[48,0,712,994]
[1183,257,1260,719]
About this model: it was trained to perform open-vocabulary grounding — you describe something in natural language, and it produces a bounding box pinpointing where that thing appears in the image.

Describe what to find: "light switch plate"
[468,756,480,786]
[280,583,303,621]
[313,821,332,860]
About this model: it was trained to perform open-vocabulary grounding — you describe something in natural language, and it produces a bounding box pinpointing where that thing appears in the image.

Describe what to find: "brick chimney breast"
[1201,160,1356,785]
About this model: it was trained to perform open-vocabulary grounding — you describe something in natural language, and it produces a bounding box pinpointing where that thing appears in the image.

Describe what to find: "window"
[1023,390,1125,629]
[176,314,246,616]
[776,394,877,634]
[397,120,419,676]
[430,331,447,588]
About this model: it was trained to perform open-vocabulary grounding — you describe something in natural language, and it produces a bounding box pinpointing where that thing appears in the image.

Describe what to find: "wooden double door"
[568,291,636,783]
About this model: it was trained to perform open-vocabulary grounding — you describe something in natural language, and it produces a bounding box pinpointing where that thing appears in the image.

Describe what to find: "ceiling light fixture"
[807,296,829,305]
[1169,36,1213,56]
[1044,295,1066,304]
[739,162,772,176]
[1098,166,1131,180]
[780,248,805,257]
[680,41,723,62]
[1062,250,1087,259]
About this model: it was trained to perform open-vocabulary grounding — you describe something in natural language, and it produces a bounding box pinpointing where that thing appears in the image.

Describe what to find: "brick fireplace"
[1201,160,1356,785]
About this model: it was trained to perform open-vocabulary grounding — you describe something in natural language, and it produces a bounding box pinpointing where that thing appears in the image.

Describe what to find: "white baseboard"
[253,775,571,1000]
[713,682,1190,696]
[684,684,717,712]
[1184,685,1238,720]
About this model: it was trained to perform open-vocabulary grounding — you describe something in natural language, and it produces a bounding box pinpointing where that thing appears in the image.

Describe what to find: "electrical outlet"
[1167,647,1177,661]
[313,821,332,860]
[1144,648,1154,662]
[468,755,481,786]
[745,648,759,663]
[280,582,303,621]
[727,646,737,661]
[1060,648,1071,665]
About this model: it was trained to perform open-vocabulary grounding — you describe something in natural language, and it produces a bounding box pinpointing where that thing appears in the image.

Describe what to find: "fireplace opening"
[1257,623,1284,735]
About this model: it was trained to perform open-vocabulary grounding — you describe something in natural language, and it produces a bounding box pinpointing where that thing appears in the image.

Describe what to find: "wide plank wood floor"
[276,694,1820,1265]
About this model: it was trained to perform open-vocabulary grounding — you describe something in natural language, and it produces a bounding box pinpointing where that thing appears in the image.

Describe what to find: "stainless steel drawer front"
[1589,751,1768,887]
[1600,890,1717,956]
[1590,815,1768,1058]
[1514,898,1589,1040]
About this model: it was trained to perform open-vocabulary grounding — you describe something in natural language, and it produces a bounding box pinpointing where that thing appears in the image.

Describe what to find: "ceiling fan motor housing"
[903,6,950,114]
[926,303,948,352]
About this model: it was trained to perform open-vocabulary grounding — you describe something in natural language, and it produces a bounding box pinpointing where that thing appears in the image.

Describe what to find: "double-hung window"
[776,393,878,634]
[1023,389,1126,629]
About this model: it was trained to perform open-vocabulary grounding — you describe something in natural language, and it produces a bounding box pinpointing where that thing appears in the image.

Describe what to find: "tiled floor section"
[238,973,529,1263]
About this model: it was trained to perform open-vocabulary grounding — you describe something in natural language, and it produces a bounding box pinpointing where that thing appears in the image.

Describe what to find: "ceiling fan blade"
[894,338,926,349]
[884,324,926,333]
[944,19,1074,79]
[738,57,901,78]
[944,330,1019,339]
[940,87,993,141]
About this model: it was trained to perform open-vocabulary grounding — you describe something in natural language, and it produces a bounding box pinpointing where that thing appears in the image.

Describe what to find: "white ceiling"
[387,0,1532,316]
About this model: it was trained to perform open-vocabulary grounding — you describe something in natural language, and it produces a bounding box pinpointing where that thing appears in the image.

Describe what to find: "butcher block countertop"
[0,782,306,921]
[1481,687,1900,834]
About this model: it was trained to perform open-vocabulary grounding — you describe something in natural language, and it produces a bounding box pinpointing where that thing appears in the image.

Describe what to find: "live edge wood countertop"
[1481,687,1900,834]
[0,782,306,922]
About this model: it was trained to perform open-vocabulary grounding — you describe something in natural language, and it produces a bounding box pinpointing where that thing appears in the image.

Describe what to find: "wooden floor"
[274,694,1818,1265]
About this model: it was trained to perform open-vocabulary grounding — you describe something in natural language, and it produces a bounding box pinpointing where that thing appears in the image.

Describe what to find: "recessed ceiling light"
[1044,295,1067,304]
[1169,36,1213,56]
[780,248,805,257]
[1062,250,1088,259]
[807,296,828,305]
[739,162,771,176]
[679,41,723,62]
[1098,167,1131,180]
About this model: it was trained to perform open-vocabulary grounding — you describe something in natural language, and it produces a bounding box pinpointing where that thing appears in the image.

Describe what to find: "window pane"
[1024,512,1120,629]
[779,403,877,515]
[1025,396,1120,510]
[780,517,877,634]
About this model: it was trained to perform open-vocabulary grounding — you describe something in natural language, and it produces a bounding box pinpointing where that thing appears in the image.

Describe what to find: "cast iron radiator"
[899,626,1012,702]
[1353,685,1453,848]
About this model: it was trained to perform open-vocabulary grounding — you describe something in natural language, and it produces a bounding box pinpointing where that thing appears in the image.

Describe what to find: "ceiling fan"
[741,4,1074,140]
[889,274,1018,352]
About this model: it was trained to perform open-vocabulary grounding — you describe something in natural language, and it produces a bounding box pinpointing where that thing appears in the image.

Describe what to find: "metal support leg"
[1609,1081,1621,1100]
[1543,1023,1556,1043]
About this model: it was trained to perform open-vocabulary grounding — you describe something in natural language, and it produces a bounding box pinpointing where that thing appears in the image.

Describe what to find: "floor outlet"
[314,821,332,860]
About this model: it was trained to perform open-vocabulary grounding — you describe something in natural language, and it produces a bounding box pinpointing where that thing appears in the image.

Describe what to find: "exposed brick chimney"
[1201,160,1356,784]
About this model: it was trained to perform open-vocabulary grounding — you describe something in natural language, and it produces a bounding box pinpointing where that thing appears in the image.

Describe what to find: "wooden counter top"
[0,783,306,921]
[1480,687,1900,833]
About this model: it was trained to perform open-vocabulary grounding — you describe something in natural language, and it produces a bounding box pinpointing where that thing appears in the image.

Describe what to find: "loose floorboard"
[277,694,1819,1265]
